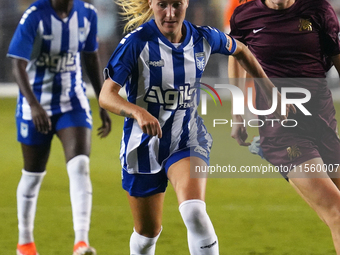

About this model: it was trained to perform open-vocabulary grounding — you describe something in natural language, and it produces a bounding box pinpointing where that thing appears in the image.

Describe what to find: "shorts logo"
[194,146,208,158]
[20,122,28,138]
[299,19,312,31]
[195,52,205,71]
[287,145,302,161]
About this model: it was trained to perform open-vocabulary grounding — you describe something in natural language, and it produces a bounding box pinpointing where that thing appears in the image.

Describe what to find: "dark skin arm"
[12,58,51,134]
[82,51,111,138]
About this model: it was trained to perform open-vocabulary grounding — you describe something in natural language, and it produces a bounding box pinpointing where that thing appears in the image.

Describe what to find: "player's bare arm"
[227,56,250,146]
[99,79,162,138]
[11,58,51,134]
[83,52,112,138]
[231,39,296,119]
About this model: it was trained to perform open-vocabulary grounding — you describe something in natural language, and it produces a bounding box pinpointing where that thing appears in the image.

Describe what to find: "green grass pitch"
[0,97,337,254]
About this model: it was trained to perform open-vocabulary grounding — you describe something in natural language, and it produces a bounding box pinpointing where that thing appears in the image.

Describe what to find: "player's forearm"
[99,79,142,119]
[12,58,40,107]
[83,51,103,99]
[228,55,247,79]
[228,56,247,115]
[233,43,266,80]
[233,45,274,99]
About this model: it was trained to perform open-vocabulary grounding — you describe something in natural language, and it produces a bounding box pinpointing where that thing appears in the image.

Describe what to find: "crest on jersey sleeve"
[195,52,206,71]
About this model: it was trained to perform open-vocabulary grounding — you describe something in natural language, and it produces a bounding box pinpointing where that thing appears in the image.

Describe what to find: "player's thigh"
[56,110,92,162]
[122,169,167,236]
[167,156,208,205]
[261,135,320,179]
[21,143,51,172]
[57,127,91,161]
[288,158,340,218]
[16,117,53,172]
[126,191,165,237]
[318,127,340,181]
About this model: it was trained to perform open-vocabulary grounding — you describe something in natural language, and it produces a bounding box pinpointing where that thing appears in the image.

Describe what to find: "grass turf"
[0,97,337,254]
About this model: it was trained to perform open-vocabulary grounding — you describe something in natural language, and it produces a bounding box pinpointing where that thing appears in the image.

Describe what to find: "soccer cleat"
[16,242,39,255]
[73,241,97,255]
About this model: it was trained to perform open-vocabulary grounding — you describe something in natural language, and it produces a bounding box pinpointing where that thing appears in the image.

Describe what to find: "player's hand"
[286,103,297,117]
[97,108,111,138]
[135,108,162,138]
[30,103,51,134]
[271,92,296,120]
[231,115,250,146]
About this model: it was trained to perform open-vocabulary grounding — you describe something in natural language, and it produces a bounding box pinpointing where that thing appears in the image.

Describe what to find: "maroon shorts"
[260,119,340,179]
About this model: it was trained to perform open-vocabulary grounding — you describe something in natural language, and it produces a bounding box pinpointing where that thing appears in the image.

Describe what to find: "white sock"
[67,155,92,245]
[179,199,219,255]
[129,227,162,255]
[17,170,46,245]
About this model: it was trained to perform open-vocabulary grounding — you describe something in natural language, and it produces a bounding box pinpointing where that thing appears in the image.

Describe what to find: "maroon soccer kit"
[230,0,340,176]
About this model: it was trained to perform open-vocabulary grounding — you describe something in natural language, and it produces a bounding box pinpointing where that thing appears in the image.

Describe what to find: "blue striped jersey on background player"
[7,0,97,122]
[104,19,237,174]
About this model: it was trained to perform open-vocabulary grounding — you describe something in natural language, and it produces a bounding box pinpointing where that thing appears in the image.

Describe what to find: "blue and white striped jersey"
[7,0,97,121]
[105,20,237,174]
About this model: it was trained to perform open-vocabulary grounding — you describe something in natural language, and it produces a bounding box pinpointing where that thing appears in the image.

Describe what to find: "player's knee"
[67,155,90,175]
[136,227,162,239]
[324,205,340,228]
[130,228,162,255]
[179,200,219,254]
[179,199,214,235]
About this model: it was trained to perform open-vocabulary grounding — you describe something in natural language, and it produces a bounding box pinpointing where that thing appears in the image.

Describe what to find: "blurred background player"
[228,0,340,253]
[7,0,112,254]
[223,0,241,34]
[99,0,289,254]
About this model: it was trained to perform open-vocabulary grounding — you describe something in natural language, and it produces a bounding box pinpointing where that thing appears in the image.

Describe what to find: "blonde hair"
[116,0,154,33]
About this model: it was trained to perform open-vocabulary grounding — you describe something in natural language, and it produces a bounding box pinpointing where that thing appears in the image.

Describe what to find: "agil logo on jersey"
[36,52,76,73]
[144,84,196,110]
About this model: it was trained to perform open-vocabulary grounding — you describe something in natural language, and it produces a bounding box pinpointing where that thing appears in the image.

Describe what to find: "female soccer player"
[99,0,289,254]
[228,0,340,253]
[7,0,111,254]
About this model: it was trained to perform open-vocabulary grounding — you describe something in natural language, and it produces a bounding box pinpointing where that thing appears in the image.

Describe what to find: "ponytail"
[116,0,153,33]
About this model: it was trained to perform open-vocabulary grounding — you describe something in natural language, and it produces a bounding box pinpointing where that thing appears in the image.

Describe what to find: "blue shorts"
[16,109,92,146]
[122,147,210,197]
